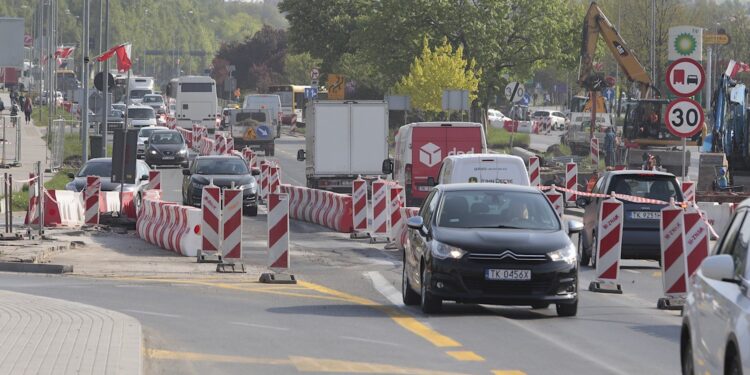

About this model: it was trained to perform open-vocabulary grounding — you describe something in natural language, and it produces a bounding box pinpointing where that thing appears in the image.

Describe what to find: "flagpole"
[101,0,109,157]
[119,67,130,218]
[81,0,90,162]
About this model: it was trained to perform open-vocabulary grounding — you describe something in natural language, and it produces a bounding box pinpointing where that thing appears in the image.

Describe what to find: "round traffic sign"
[310,68,320,80]
[504,82,525,103]
[665,98,704,138]
[665,58,705,97]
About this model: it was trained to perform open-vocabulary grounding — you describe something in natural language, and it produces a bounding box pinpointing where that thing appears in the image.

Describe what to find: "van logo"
[419,143,441,167]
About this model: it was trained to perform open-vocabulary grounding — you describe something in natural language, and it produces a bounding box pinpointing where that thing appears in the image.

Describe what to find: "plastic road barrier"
[260,162,270,202]
[24,173,39,225]
[589,195,623,294]
[528,156,540,187]
[565,162,578,206]
[201,184,222,257]
[221,188,243,259]
[176,127,192,149]
[192,124,202,152]
[84,176,101,225]
[267,193,290,269]
[398,207,420,249]
[351,177,368,237]
[226,136,235,153]
[270,165,280,194]
[681,180,695,203]
[147,170,161,191]
[544,186,564,218]
[590,137,599,168]
[683,205,709,278]
[388,183,404,245]
[370,179,388,242]
[658,202,688,309]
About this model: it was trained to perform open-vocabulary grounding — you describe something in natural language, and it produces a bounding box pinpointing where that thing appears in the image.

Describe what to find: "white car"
[681,200,750,375]
[532,110,567,130]
[136,126,168,158]
[127,105,157,128]
[487,108,511,129]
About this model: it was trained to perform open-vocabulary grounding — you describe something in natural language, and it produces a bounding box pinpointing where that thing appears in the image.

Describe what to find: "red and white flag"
[725,60,750,78]
[95,43,132,72]
[54,46,76,59]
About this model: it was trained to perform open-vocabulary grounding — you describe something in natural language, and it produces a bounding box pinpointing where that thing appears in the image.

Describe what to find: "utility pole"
[47,0,54,140]
[650,0,656,83]
[101,0,110,157]
[81,0,90,161]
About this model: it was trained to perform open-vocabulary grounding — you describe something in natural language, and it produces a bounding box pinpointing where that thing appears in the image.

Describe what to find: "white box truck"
[296,100,388,192]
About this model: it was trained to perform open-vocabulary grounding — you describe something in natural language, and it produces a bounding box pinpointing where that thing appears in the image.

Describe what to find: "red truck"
[383,122,487,206]
[0,67,20,91]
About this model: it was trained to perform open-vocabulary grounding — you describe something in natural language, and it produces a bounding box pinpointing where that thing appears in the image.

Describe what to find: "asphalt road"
[0,133,686,374]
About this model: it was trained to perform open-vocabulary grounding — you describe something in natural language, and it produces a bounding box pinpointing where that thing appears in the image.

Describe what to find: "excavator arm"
[579,2,655,98]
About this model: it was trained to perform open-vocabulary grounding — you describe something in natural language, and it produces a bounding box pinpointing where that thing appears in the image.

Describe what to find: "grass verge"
[487,127,530,150]
[4,168,74,212]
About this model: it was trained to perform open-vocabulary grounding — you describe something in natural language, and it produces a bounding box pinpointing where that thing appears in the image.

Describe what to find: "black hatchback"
[181,155,260,216]
[403,183,583,316]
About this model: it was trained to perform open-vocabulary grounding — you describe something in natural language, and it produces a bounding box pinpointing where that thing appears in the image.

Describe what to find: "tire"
[726,346,742,375]
[134,193,142,215]
[402,257,419,306]
[590,233,598,268]
[681,329,695,375]
[420,267,442,314]
[578,232,591,266]
[531,303,549,309]
[556,300,578,317]
[244,205,258,217]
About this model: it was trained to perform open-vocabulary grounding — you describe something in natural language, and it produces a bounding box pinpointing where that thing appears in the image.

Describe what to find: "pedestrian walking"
[23,97,32,123]
[9,103,19,127]
[604,126,616,167]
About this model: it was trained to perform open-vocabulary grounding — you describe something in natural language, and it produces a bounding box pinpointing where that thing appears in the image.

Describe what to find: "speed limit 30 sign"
[665,98,704,138]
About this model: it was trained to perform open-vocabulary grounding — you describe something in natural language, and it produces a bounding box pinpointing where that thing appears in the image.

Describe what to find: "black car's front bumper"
[426,256,577,305]
[189,185,257,208]
[145,152,188,166]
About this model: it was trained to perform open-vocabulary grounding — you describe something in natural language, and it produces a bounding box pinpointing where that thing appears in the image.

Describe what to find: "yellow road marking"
[298,280,462,348]
[492,371,527,375]
[145,348,469,374]
[445,351,485,361]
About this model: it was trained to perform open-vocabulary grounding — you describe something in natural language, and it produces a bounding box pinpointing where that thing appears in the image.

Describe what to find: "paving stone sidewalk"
[0,289,142,375]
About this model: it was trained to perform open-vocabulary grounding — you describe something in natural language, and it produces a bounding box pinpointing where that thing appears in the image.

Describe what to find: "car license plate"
[485,269,531,281]
[162,156,175,160]
[630,211,660,220]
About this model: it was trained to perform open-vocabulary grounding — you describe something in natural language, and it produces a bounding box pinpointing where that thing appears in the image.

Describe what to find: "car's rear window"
[437,190,559,230]
[606,174,682,202]
[532,111,549,117]
[195,158,249,175]
[78,161,111,177]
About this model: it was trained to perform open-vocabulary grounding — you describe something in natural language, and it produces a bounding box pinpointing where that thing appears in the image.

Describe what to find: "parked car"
[576,170,683,266]
[532,110,567,130]
[181,155,260,216]
[144,130,189,167]
[65,157,152,212]
[137,126,168,158]
[402,183,582,316]
[681,198,750,375]
[487,109,511,129]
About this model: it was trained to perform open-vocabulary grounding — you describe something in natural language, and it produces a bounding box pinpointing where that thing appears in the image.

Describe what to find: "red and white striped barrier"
[260,162,270,201]
[136,196,202,257]
[243,148,257,171]
[24,173,39,225]
[200,137,215,156]
[565,162,578,206]
[370,179,389,241]
[214,133,226,155]
[658,202,688,309]
[528,156,540,187]
[590,137,599,168]
[270,165,280,194]
[397,207,420,248]
[683,205,709,278]
[590,195,623,293]
[544,186,564,218]
[147,170,161,191]
[191,124,203,152]
[221,188,243,259]
[280,185,353,233]
[388,183,404,245]
[695,202,731,238]
[166,116,177,129]
[226,137,235,152]
[84,176,101,225]
[176,126,192,149]
[201,184,222,257]
[681,180,695,203]
[267,193,289,269]
[351,177,368,236]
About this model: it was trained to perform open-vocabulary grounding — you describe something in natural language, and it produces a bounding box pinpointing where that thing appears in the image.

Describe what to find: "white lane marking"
[229,321,290,331]
[364,271,403,307]
[623,269,640,274]
[340,335,401,347]
[123,309,182,318]
[363,258,401,267]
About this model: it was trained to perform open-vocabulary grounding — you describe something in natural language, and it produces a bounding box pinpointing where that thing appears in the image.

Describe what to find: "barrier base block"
[216,262,246,273]
[384,241,400,250]
[259,272,297,284]
[350,231,370,239]
[368,235,390,244]
[588,280,623,294]
[657,296,685,310]
[197,250,223,263]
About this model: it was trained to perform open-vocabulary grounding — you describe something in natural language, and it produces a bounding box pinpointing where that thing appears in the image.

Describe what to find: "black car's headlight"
[431,241,466,260]
[240,181,257,194]
[548,243,577,264]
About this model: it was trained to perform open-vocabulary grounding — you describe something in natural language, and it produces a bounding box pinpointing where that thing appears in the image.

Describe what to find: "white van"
[243,94,282,137]
[437,154,530,186]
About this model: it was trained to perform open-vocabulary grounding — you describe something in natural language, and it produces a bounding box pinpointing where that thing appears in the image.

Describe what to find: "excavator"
[576,2,704,173]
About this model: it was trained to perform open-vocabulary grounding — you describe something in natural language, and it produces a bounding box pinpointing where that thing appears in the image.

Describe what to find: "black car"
[144,130,189,167]
[576,170,683,266]
[403,183,582,316]
[182,155,260,216]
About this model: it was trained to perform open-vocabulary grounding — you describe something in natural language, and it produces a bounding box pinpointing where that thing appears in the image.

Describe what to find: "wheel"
[726,347,742,375]
[243,205,258,217]
[680,329,694,375]
[556,300,578,317]
[590,233,598,268]
[530,303,549,309]
[134,193,142,215]
[402,257,419,306]
[420,267,442,314]
[578,232,591,266]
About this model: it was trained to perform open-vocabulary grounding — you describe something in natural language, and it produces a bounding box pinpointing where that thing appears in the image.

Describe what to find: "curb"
[0,262,73,273]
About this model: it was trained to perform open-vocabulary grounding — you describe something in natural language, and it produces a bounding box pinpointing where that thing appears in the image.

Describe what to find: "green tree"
[393,38,481,113]
[283,53,322,84]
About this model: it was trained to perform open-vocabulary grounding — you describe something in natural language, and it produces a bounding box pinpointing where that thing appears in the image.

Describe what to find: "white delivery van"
[243,94,282,137]
[437,154,530,186]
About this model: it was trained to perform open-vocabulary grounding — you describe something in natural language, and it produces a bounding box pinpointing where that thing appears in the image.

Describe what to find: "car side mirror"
[297,149,306,161]
[140,174,149,181]
[382,158,394,175]
[567,220,584,234]
[701,255,736,282]
[67,172,75,179]
[251,168,260,176]
[182,169,192,176]
[407,216,424,230]
[576,197,590,208]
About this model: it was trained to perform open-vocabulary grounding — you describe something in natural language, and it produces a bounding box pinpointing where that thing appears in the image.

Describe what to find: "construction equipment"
[576,2,704,174]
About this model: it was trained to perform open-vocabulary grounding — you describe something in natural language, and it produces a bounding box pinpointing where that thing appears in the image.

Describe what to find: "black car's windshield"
[437,190,560,230]
[128,108,155,119]
[151,132,183,145]
[77,161,111,177]
[138,128,159,138]
[606,174,682,202]
[195,158,248,175]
